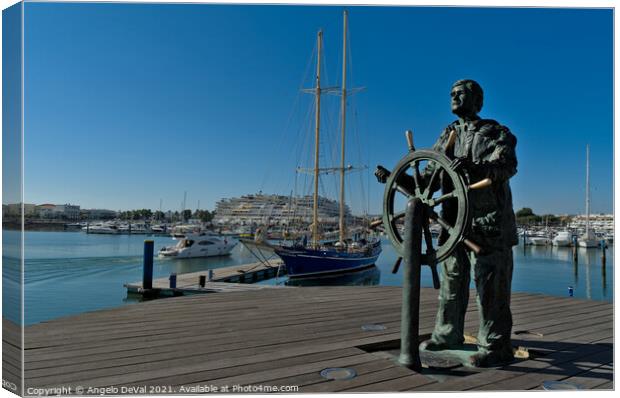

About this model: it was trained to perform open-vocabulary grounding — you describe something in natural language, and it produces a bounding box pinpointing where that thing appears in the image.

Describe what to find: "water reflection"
[285,266,381,287]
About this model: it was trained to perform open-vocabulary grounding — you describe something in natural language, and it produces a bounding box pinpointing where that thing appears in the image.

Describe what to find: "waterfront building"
[213,193,351,227]
[36,204,57,218]
[82,208,118,220]
[569,213,614,235]
[2,203,37,217]
[35,203,80,220]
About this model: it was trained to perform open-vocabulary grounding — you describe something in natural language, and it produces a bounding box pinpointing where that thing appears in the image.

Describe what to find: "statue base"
[418,344,479,369]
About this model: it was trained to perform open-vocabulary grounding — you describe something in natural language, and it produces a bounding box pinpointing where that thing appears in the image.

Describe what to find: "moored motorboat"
[83,222,121,234]
[158,232,238,258]
[552,230,573,247]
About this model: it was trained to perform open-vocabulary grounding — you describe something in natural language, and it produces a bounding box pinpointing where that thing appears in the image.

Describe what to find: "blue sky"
[21,3,613,215]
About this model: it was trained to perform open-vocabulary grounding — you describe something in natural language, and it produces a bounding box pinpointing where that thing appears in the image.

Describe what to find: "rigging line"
[246,247,277,271]
[242,242,273,268]
[344,24,370,218]
[260,42,317,193]
[352,105,368,214]
[290,52,321,197]
[298,100,315,187]
[293,95,316,201]
[321,97,340,199]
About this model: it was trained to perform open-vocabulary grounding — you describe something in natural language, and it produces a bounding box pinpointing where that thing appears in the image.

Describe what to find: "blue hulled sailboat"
[274,11,382,278]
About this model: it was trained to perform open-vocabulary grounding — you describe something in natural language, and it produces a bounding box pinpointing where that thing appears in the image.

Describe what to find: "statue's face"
[450,84,477,117]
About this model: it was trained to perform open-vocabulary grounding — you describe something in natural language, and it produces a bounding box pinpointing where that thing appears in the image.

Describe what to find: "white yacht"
[552,230,573,247]
[523,230,551,246]
[83,222,120,234]
[118,222,149,234]
[578,229,599,248]
[528,235,551,246]
[158,232,238,258]
[170,224,204,238]
[150,224,168,234]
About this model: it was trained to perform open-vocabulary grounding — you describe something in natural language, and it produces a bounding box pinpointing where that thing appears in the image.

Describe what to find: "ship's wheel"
[378,130,491,288]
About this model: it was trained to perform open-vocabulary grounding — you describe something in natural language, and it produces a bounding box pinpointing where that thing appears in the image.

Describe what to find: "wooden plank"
[477,345,613,391]
[26,316,404,385]
[119,347,368,388]
[533,363,613,390]
[302,362,418,392]
[343,372,437,392]
[595,381,613,389]
[263,355,400,390]
[172,353,382,389]
[420,335,613,391]
[24,303,407,361]
[24,293,405,344]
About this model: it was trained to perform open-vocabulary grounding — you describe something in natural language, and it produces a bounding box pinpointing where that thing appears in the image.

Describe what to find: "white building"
[569,213,614,234]
[36,203,81,220]
[83,209,117,220]
[213,193,351,226]
[2,203,37,217]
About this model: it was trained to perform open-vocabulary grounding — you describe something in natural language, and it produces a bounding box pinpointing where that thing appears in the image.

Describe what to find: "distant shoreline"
[3,221,71,232]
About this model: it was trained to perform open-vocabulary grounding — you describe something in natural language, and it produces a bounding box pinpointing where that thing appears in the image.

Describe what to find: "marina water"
[2,230,614,325]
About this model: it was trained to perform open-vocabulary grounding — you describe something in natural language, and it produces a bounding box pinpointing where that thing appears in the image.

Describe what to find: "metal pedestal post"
[398,198,423,371]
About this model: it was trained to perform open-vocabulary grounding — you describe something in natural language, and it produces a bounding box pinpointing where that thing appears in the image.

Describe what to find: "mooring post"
[572,236,578,264]
[523,229,527,254]
[199,275,206,287]
[86,221,90,234]
[600,239,606,266]
[143,240,154,290]
[399,198,423,371]
[169,273,177,289]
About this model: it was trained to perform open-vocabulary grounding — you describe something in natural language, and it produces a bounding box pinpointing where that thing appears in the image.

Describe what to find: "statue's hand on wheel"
[450,157,469,171]
[375,165,391,184]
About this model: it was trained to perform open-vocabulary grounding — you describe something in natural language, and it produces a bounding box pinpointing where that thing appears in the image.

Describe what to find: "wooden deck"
[125,261,285,295]
[5,286,614,393]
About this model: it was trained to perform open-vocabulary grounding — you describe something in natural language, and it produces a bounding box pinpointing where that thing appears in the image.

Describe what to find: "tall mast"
[585,143,590,237]
[312,30,323,248]
[338,10,348,245]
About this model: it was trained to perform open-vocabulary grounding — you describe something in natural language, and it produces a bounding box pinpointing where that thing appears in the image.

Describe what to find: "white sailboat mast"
[312,30,323,248]
[338,11,348,245]
[585,143,590,237]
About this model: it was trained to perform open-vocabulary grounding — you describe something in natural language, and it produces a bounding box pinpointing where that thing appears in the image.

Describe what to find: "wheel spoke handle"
[429,263,441,289]
[468,178,493,190]
[369,219,383,229]
[393,210,406,220]
[463,238,482,254]
[392,256,403,274]
[445,130,457,151]
[431,191,457,206]
[405,130,415,152]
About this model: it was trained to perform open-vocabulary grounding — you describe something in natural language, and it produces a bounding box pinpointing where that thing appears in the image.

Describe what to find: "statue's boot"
[419,338,463,352]
[468,348,514,367]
